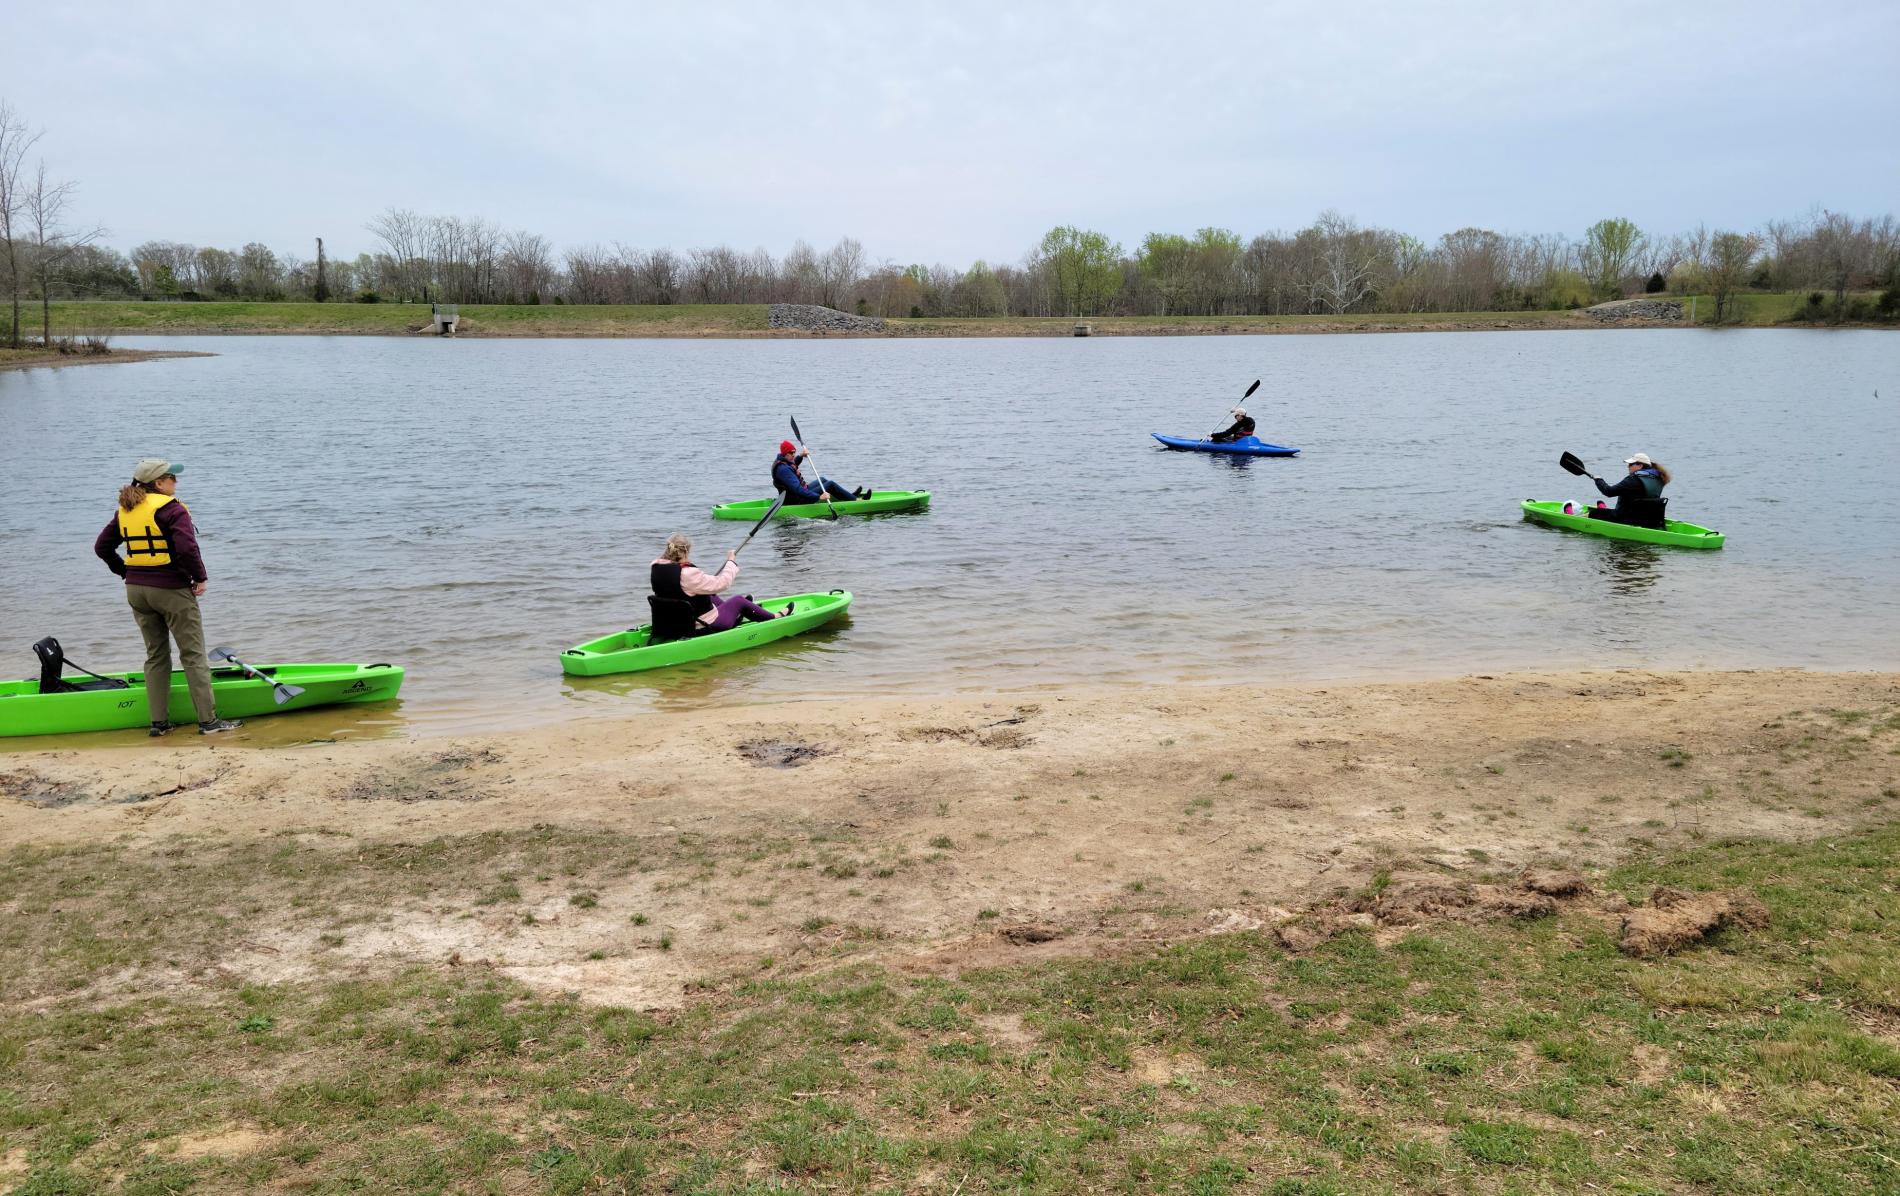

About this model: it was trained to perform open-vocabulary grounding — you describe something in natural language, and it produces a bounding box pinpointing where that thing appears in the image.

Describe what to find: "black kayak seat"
[646,596,706,646]
[1590,497,1669,530]
[33,637,131,695]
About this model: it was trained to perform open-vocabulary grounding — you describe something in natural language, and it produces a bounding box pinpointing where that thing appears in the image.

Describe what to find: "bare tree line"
[75,207,1893,323]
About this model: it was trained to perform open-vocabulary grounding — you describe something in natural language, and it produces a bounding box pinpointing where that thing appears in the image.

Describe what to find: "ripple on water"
[1,330,1896,736]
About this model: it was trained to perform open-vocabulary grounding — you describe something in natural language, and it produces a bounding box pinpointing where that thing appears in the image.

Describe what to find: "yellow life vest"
[117,492,186,568]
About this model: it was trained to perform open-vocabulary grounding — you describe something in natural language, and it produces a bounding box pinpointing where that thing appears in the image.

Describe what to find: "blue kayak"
[1152,433,1300,457]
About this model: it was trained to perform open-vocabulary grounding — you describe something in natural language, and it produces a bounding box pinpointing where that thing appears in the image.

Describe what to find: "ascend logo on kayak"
[345,680,369,694]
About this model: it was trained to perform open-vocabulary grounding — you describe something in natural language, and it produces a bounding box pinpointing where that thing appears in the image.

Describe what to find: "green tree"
[1579,217,1646,300]
[1705,231,1760,323]
[1188,227,1242,313]
[1136,232,1193,314]
[951,260,1008,316]
[313,236,330,302]
[1038,225,1122,316]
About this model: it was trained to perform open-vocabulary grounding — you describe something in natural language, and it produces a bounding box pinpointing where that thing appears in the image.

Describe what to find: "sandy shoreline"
[0,348,214,371]
[4,667,1893,1011]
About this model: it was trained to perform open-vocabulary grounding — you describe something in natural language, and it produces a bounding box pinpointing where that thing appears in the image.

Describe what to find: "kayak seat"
[646,596,706,646]
[32,636,130,695]
[1589,497,1668,530]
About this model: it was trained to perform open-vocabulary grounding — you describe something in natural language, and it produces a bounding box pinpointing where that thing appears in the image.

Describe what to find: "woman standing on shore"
[93,458,241,736]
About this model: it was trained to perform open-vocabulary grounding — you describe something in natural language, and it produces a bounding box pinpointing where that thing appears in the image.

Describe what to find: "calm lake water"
[2,330,1896,741]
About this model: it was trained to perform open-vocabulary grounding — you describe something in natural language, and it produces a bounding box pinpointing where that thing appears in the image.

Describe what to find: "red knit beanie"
[779,440,796,454]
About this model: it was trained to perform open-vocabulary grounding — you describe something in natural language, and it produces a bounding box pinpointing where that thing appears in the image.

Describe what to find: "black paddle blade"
[1243,379,1261,399]
[271,682,306,706]
[1559,451,1588,477]
[210,645,237,663]
[789,415,805,443]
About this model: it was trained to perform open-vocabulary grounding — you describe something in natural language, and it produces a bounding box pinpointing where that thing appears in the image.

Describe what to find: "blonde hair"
[118,481,152,511]
[662,533,693,562]
[1651,461,1672,486]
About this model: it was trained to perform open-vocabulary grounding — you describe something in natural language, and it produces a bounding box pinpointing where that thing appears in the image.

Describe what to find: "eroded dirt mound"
[1619,886,1770,957]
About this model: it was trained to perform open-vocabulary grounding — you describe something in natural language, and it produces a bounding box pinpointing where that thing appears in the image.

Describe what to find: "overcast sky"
[4,0,1895,265]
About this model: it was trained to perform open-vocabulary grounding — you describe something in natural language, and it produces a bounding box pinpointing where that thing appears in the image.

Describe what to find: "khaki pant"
[126,584,217,725]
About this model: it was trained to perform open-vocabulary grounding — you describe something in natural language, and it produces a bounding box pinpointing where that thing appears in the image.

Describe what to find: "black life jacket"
[650,561,714,618]
[1618,469,1668,528]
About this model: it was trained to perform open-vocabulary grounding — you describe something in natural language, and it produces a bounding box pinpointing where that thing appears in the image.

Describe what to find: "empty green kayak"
[560,591,853,676]
[711,491,930,520]
[0,662,406,737]
[1521,500,1724,549]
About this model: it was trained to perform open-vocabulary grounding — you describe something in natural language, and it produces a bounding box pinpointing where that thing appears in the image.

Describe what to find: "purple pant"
[702,594,777,632]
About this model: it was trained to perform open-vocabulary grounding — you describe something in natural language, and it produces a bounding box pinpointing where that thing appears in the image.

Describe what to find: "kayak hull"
[712,491,930,520]
[0,662,406,737]
[561,591,853,676]
[1520,500,1724,549]
[1152,433,1299,456]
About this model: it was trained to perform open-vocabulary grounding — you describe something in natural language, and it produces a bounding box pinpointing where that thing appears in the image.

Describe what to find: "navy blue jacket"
[772,454,825,502]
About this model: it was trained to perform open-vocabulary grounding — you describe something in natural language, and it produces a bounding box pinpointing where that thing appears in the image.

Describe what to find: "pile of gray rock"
[1583,299,1684,323]
[768,304,886,333]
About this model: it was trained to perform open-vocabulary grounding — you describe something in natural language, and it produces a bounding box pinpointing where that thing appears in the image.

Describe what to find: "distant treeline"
[3,104,1897,336]
[37,209,1900,326]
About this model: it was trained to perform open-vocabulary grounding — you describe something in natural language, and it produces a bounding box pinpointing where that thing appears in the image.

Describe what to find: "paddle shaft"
[210,648,303,704]
[788,416,840,519]
[731,494,787,558]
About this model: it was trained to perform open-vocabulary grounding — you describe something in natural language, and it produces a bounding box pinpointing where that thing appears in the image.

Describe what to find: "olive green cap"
[131,459,183,483]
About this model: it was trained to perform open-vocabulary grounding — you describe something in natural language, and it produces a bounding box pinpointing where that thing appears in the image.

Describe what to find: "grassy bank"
[3,819,1896,1194]
[26,294,1887,339]
[31,302,772,337]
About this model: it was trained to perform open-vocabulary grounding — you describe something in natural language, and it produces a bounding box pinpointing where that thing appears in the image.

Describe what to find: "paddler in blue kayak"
[1581,453,1671,527]
[1209,406,1256,443]
[773,440,869,505]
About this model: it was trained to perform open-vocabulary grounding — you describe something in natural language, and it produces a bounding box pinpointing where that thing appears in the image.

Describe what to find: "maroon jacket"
[95,500,207,589]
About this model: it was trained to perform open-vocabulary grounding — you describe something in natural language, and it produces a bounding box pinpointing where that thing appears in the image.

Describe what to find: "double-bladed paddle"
[1212,379,1262,439]
[788,416,840,520]
[209,646,304,705]
[1559,451,1593,479]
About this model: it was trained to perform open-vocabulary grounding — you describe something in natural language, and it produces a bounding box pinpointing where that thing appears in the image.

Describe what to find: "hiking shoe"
[198,718,243,735]
[148,721,173,738]
[854,487,871,500]
[780,602,796,617]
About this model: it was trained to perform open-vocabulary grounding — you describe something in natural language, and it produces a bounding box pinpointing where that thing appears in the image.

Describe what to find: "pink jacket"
[652,557,738,624]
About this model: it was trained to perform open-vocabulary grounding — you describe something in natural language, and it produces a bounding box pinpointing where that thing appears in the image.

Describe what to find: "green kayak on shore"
[0,662,406,737]
[560,591,853,676]
[1521,500,1725,549]
[711,491,930,520]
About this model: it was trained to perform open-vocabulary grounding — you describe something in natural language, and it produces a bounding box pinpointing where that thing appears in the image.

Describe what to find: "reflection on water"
[560,619,853,714]
[1598,543,1664,595]
[1,699,412,753]
[2,330,1896,737]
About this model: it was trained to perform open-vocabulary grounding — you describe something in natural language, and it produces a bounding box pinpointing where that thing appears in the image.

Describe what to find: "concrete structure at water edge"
[423,303,459,335]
